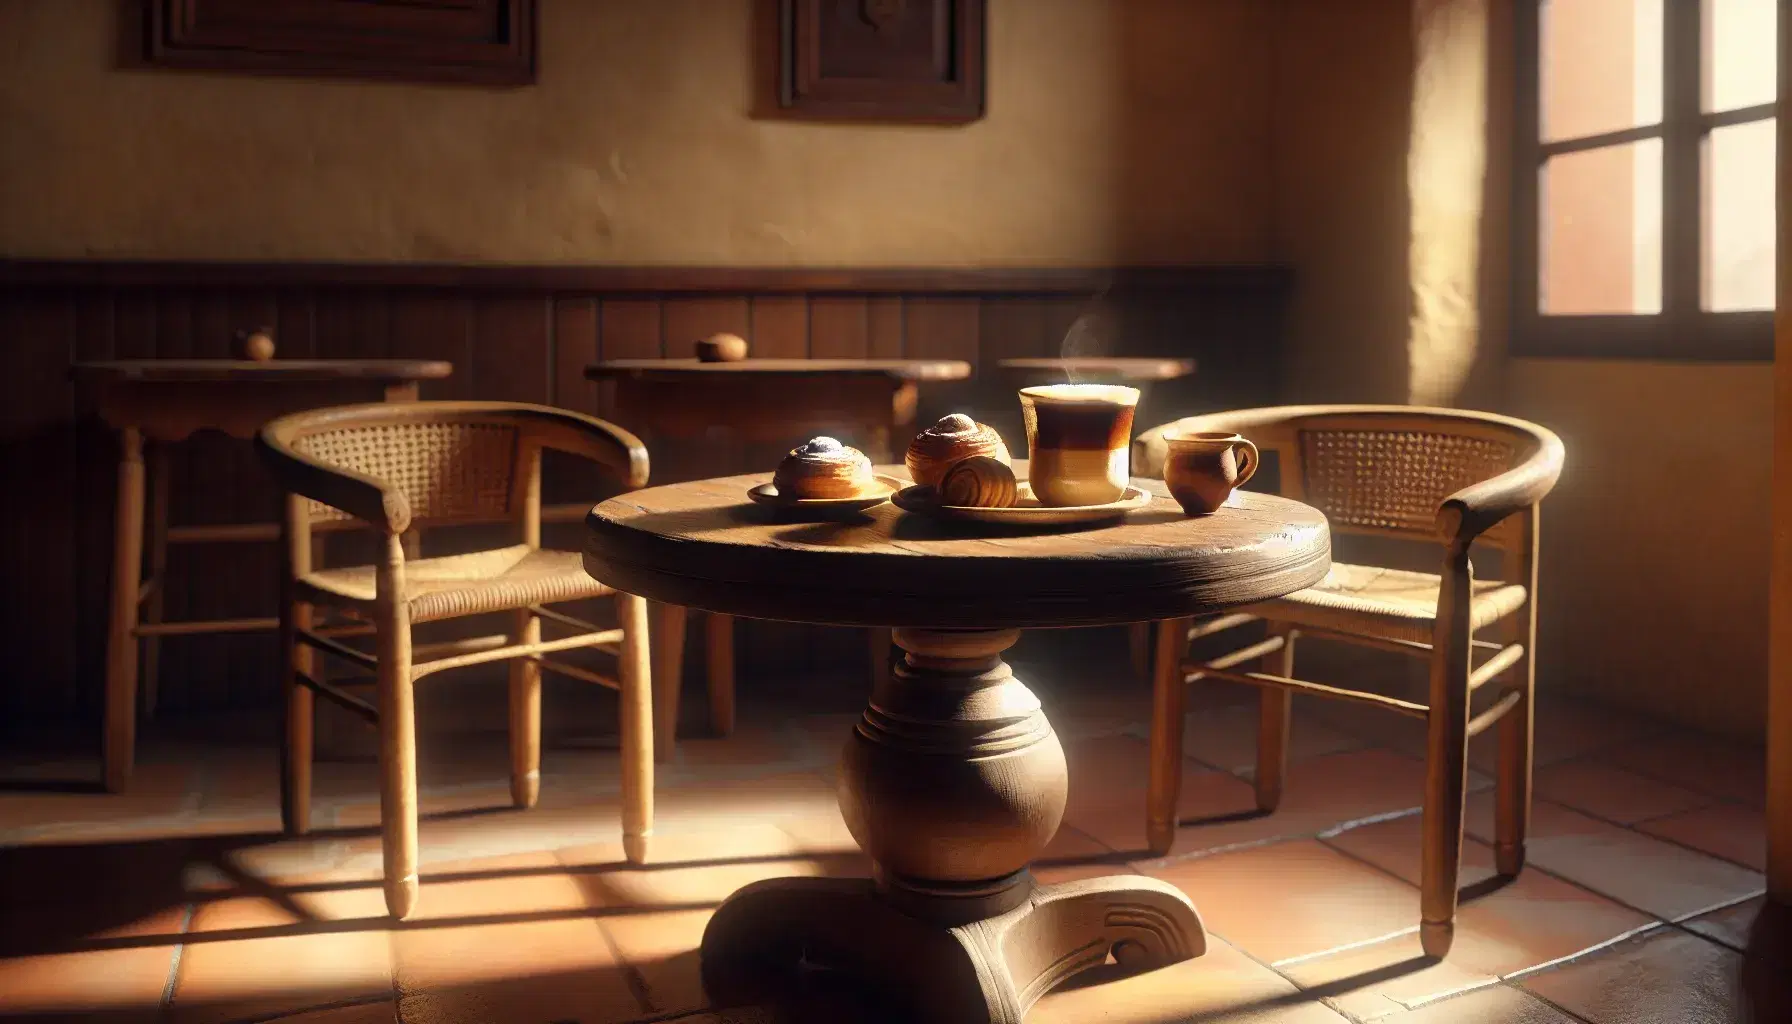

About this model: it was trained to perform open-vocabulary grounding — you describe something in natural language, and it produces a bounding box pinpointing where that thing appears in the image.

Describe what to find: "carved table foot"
[698,627,1209,1022]
[700,873,1204,1023]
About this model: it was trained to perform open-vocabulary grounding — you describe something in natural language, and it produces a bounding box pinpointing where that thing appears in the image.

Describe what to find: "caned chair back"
[1133,405,1561,551]
[259,401,648,532]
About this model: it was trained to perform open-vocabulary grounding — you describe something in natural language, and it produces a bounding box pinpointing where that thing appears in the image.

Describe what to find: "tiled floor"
[0,659,1779,1023]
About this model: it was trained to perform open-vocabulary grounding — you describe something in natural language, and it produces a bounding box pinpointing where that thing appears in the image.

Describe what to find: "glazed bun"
[905,413,1011,489]
[773,436,876,499]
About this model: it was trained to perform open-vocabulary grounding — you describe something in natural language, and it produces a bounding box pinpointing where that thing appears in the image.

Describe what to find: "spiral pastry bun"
[773,436,876,500]
[939,456,1018,509]
[905,413,1012,489]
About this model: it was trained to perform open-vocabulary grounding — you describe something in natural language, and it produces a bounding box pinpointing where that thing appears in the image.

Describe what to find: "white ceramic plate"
[891,483,1153,524]
[747,474,904,516]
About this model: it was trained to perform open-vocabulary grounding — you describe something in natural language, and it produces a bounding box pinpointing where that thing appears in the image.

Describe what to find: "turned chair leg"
[619,593,655,864]
[706,612,736,737]
[281,599,316,835]
[1255,626,1297,812]
[103,427,146,794]
[1420,561,1475,958]
[377,539,420,921]
[1146,617,1194,856]
[140,443,171,720]
[1495,608,1536,876]
[508,607,542,809]
[648,601,687,763]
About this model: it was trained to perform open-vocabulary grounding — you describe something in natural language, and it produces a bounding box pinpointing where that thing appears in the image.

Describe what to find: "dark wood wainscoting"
[0,261,1291,725]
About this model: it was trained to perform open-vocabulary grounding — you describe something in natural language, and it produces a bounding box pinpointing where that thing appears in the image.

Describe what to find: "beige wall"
[0,0,1276,266]
[1506,361,1772,735]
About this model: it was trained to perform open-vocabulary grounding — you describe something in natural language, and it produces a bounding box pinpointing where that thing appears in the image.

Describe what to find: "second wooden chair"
[1132,405,1564,957]
[257,400,654,919]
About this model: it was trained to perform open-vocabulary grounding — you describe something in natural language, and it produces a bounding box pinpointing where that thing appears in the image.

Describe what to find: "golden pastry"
[939,456,1018,509]
[905,413,1012,489]
[773,436,875,499]
[695,332,749,362]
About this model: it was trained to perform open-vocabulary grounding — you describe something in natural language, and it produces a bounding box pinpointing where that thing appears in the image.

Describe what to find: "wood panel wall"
[0,262,1291,725]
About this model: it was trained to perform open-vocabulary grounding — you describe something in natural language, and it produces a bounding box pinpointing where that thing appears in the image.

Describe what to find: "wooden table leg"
[699,627,1207,1023]
[141,442,171,719]
[103,427,146,793]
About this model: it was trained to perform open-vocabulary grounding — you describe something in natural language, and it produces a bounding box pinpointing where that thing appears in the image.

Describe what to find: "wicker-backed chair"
[1132,405,1564,957]
[256,401,654,920]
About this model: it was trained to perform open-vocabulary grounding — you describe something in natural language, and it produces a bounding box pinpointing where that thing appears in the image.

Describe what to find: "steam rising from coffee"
[1057,305,1115,386]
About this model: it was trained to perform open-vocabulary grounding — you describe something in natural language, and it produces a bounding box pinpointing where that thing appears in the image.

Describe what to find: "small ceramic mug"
[1163,431,1260,515]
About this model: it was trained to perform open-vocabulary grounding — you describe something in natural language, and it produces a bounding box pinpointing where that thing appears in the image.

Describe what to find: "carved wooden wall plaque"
[140,0,537,86]
[779,0,986,123]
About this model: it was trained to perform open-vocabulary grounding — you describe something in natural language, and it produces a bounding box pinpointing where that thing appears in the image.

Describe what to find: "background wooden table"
[583,469,1330,1022]
[584,357,973,758]
[72,358,454,792]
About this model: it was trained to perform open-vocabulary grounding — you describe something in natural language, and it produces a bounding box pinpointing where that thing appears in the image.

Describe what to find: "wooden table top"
[585,358,972,382]
[584,465,1330,630]
[996,357,1197,381]
[70,359,454,383]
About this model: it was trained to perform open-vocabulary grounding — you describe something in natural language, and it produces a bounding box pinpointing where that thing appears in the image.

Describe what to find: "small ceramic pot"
[1163,431,1259,515]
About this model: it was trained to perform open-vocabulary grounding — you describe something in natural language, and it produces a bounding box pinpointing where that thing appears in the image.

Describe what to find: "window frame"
[1513,0,1776,361]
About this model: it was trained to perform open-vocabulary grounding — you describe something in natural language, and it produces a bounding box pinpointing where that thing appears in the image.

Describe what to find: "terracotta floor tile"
[1636,803,1767,871]
[391,851,640,1024]
[327,783,517,830]
[1684,895,1764,951]
[277,1001,399,1023]
[1375,983,1579,1023]
[170,885,393,1024]
[1065,745,1439,860]
[567,824,863,1020]
[1469,697,1667,774]
[0,905,186,1021]
[1324,816,1656,981]
[1174,697,1366,776]
[1531,759,1713,826]
[1145,840,1420,965]
[1030,935,1351,1024]
[1463,794,1763,921]
[0,760,199,836]
[1518,927,1745,1023]
[325,797,632,878]
[1031,824,1136,885]
[773,809,861,856]
[667,719,820,774]
[1598,730,1766,808]
[652,772,842,828]
[1277,932,1497,1021]
[1323,812,1496,890]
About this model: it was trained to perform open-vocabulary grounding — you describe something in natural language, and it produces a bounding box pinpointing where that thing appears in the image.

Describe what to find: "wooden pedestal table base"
[699,628,1205,1023]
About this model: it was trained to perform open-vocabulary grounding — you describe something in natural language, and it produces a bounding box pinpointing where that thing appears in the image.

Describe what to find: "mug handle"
[1231,438,1260,488]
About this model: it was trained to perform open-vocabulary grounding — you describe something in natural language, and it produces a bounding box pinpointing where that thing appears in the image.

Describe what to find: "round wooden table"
[583,470,1331,1023]
[71,358,454,792]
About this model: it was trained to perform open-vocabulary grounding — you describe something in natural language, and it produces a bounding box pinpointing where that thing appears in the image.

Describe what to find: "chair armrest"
[528,409,650,489]
[255,427,412,535]
[1435,430,1564,547]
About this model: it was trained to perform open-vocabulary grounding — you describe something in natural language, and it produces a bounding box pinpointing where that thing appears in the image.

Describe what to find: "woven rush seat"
[298,544,612,623]
[1244,562,1529,645]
